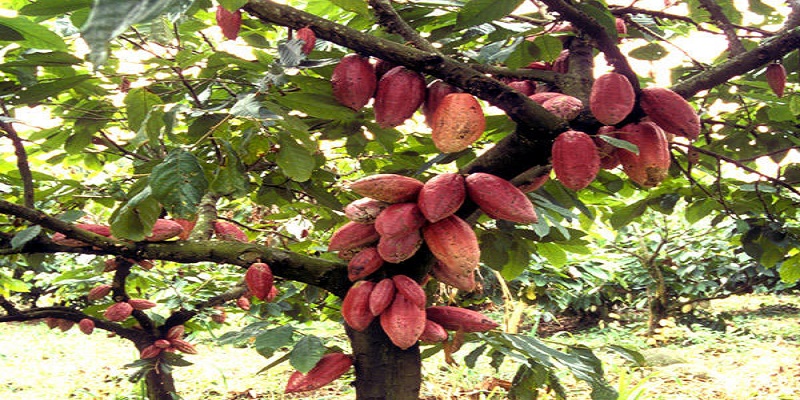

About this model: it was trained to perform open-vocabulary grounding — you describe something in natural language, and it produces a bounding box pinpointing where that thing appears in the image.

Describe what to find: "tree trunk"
[346,320,421,400]
[144,360,178,400]
[646,260,669,335]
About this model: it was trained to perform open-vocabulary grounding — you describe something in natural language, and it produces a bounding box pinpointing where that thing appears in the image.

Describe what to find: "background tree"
[0,0,798,399]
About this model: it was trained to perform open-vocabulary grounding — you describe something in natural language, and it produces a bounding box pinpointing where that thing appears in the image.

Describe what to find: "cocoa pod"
[639,87,700,140]
[347,247,384,282]
[369,278,396,316]
[616,122,671,188]
[145,219,184,242]
[422,215,480,275]
[327,221,380,252]
[337,246,367,261]
[551,130,601,191]
[616,18,627,38]
[507,80,536,96]
[380,293,426,350]
[128,298,157,310]
[374,66,426,128]
[212,220,248,242]
[52,223,112,247]
[423,79,461,126]
[78,318,95,335]
[211,306,226,324]
[430,93,486,153]
[419,319,448,343]
[343,197,389,223]
[237,295,251,311]
[215,5,242,41]
[341,280,376,332]
[377,229,423,263]
[170,338,198,354]
[348,174,424,204]
[417,173,466,223]
[431,260,477,292]
[44,317,59,329]
[135,259,154,270]
[173,218,196,240]
[166,325,185,340]
[285,353,354,394]
[154,339,172,349]
[391,275,426,308]
[373,58,398,80]
[595,126,622,170]
[524,61,551,70]
[528,92,563,105]
[332,54,376,111]
[295,26,316,55]
[542,94,583,120]
[374,202,426,237]
[765,63,786,98]
[465,172,538,223]
[88,284,112,301]
[590,72,635,125]
[140,344,162,359]
[57,319,75,332]
[245,262,274,301]
[265,285,279,302]
[425,306,499,332]
[103,258,118,272]
[516,172,550,193]
[552,49,569,73]
[104,302,133,322]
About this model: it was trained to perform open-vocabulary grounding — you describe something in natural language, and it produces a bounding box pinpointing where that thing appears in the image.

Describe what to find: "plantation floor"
[0,293,798,399]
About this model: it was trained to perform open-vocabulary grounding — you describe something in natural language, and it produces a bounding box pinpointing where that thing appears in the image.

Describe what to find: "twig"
[0,102,35,208]
[368,0,439,53]
[697,0,746,56]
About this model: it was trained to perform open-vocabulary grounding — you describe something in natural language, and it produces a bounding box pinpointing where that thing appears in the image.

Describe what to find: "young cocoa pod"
[78,318,95,335]
[245,262,274,301]
[128,298,157,310]
[391,275,426,308]
[343,197,389,223]
[52,223,112,247]
[590,72,635,125]
[348,174,424,204]
[542,95,583,121]
[140,344,162,359]
[44,317,59,329]
[516,172,550,193]
[616,121,671,187]
[507,80,537,96]
[347,247,384,282]
[595,126,622,170]
[104,302,133,322]
[380,293,426,350]
[215,6,241,40]
[551,130,601,191]
[423,79,461,126]
[465,172,538,223]
[173,218,196,240]
[285,353,354,394]
[341,280,376,332]
[295,26,316,55]
[374,66,426,128]
[431,260,477,292]
[639,87,700,140]
[154,339,172,349]
[170,338,198,354]
[374,202,426,237]
[373,58,398,80]
[369,278,396,316]
[377,229,423,263]
[145,219,184,242]
[237,295,251,311]
[327,221,380,252]
[166,325,185,340]
[765,63,786,98]
[57,319,75,332]
[417,173,466,223]
[422,215,480,274]
[430,93,486,153]
[425,306,499,332]
[88,284,112,301]
[332,54,376,111]
[211,306,226,324]
[552,50,570,73]
[419,319,449,343]
[528,92,563,104]
[212,220,248,242]
[265,285,279,302]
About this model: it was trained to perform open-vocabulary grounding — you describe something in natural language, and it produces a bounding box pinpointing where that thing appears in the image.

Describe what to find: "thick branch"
[0,306,151,344]
[697,0,746,55]
[368,0,438,53]
[160,285,247,336]
[0,108,35,208]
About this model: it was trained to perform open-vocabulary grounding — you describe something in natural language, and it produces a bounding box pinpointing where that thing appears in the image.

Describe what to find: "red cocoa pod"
[295,26,316,55]
[423,79,461,126]
[347,247,384,282]
[417,173,466,223]
[103,258,118,272]
[431,260,477,292]
[391,275,426,308]
[166,325,185,340]
[337,246,366,261]
[422,215,480,275]
[328,221,380,252]
[44,317,59,329]
[765,63,786,98]
[332,54,376,111]
[615,18,627,41]
[285,353,354,394]
[211,306,226,324]
[348,174,424,204]
[425,306,499,332]
[373,58,398,80]
[245,262,274,301]
[380,293,426,350]
[145,219,184,242]
[542,94,583,120]
[430,93,486,153]
[374,66,426,128]
[343,197,389,223]
[128,298,157,310]
[552,49,570,73]
[617,122,671,187]
[212,220,248,242]
[341,280,376,332]
[551,130,601,191]
[136,259,154,270]
[140,344,162,359]
[88,284,112,301]
[57,319,75,332]
[265,285,279,302]
[419,319,449,343]
[52,223,112,247]
[374,202,426,237]
[639,87,700,140]
[524,61,552,70]
[237,295,251,311]
[78,318,95,335]
[590,72,635,125]
[507,80,537,96]
[528,92,563,105]
[377,229,423,263]
[104,302,133,322]
[465,172,538,223]
[595,126,622,170]
[154,339,172,349]
[516,172,550,193]
[369,278,396,316]
[173,218,196,240]
[170,338,198,354]
[215,5,242,41]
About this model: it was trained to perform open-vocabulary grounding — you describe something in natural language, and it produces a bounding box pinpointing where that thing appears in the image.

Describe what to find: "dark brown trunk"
[646,260,669,335]
[346,320,421,400]
[144,360,177,400]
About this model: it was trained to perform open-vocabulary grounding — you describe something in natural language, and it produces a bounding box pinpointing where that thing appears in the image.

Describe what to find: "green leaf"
[19,0,93,16]
[110,186,161,241]
[537,242,568,268]
[218,0,248,11]
[10,225,41,250]
[289,335,326,374]
[502,240,532,280]
[230,94,280,120]
[124,88,163,134]
[779,253,800,283]
[13,75,92,105]
[0,15,67,50]
[275,93,357,120]
[276,132,315,182]
[149,149,209,219]
[597,135,638,155]
[609,200,648,229]
[211,141,251,198]
[606,345,646,367]
[629,43,668,61]
[254,325,294,358]
[530,35,563,63]
[455,0,524,30]
[330,0,371,17]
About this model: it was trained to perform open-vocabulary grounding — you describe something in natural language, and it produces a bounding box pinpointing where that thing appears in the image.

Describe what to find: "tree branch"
[697,0,746,56]
[0,104,35,208]
[368,0,438,53]
[0,306,151,344]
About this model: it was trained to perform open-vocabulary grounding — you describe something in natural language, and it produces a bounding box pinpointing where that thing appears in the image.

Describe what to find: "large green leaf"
[455,0,524,30]
[19,0,93,17]
[254,325,294,358]
[289,335,326,374]
[275,92,357,120]
[276,132,315,182]
[210,141,251,198]
[13,75,92,105]
[110,186,162,241]
[149,149,209,219]
[0,15,67,50]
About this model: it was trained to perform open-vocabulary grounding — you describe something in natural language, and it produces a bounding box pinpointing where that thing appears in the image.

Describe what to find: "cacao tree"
[1,0,799,399]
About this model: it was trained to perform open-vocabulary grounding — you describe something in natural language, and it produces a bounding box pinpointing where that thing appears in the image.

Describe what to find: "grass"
[1,293,798,399]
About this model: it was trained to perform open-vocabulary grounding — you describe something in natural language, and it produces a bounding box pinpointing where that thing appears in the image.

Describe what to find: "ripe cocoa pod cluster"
[139,324,198,359]
[102,297,157,322]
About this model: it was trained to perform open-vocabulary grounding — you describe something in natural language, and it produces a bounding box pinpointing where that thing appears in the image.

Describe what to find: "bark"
[144,363,178,400]
[646,260,669,335]
[346,321,422,400]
